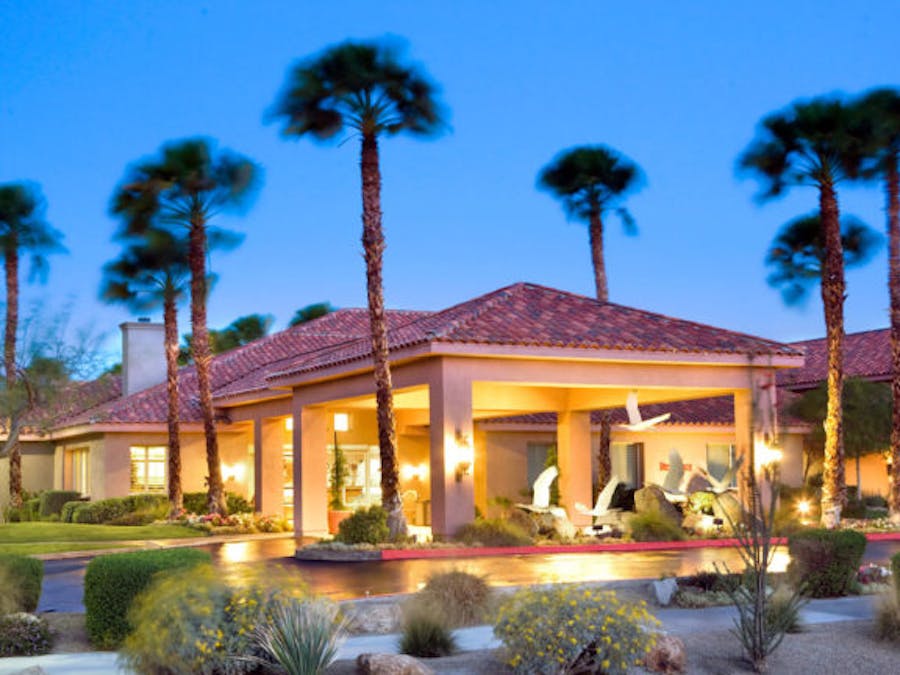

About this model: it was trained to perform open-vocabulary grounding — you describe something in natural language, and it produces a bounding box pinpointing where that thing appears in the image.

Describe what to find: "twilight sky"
[1,1,898,366]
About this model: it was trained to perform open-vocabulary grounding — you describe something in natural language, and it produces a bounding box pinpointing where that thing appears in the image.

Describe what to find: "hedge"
[182,491,253,515]
[0,554,44,612]
[787,528,867,597]
[39,490,82,519]
[84,548,211,648]
[72,494,169,525]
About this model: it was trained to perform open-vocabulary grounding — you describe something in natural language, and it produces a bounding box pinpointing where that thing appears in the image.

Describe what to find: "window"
[130,446,166,493]
[706,444,736,486]
[611,442,644,488]
[526,442,556,487]
[64,447,89,495]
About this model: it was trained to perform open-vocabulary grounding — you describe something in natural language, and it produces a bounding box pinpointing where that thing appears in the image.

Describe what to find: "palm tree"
[853,88,900,517]
[537,145,643,488]
[0,183,64,508]
[269,40,445,536]
[100,227,190,515]
[766,213,880,304]
[290,302,334,327]
[740,97,862,523]
[111,139,258,515]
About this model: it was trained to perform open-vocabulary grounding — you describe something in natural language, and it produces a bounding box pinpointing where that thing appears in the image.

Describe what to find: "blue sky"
[1,1,898,365]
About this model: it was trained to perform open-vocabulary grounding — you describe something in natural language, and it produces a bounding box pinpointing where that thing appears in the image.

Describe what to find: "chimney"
[120,320,167,396]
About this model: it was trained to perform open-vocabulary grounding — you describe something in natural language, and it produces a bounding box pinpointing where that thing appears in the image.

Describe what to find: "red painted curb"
[377,531,900,561]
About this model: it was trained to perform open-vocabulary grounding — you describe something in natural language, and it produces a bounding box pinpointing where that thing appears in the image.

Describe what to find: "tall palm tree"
[740,97,862,523]
[269,40,445,536]
[766,213,880,304]
[0,183,64,508]
[100,227,190,515]
[853,88,900,517]
[537,145,643,488]
[111,139,258,515]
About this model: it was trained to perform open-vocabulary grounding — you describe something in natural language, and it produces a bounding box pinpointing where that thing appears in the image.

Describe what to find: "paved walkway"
[0,594,880,675]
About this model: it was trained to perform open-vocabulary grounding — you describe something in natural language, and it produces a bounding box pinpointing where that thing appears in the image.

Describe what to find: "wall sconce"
[222,462,246,484]
[754,440,782,470]
[454,429,473,483]
[401,463,429,481]
[334,412,350,432]
[284,417,293,432]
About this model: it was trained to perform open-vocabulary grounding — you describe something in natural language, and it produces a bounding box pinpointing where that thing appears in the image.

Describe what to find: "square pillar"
[557,410,593,527]
[734,389,752,501]
[254,418,285,516]
[429,363,474,536]
[473,425,488,517]
[292,406,329,537]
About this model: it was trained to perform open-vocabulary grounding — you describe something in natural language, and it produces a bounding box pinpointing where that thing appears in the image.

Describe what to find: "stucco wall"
[0,442,54,510]
[847,452,889,498]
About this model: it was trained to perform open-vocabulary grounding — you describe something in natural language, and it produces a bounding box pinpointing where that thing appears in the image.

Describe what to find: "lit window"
[706,444,736,486]
[64,447,89,495]
[130,446,166,493]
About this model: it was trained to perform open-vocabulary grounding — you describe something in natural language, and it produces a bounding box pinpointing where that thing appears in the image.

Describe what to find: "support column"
[734,389,753,503]
[473,424,488,517]
[429,362,474,536]
[557,410,593,527]
[254,417,285,516]
[292,405,329,538]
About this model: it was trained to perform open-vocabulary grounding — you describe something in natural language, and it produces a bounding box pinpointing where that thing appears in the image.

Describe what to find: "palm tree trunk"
[360,132,406,538]
[589,209,608,302]
[886,152,900,519]
[188,211,225,515]
[819,177,846,525]
[4,238,22,509]
[597,411,612,490]
[163,283,183,516]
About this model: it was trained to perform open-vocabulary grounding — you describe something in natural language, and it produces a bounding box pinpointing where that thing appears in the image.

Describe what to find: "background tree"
[111,139,259,515]
[289,302,334,327]
[100,227,190,515]
[179,313,273,364]
[269,40,445,536]
[0,183,64,508]
[537,145,644,490]
[854,88,900,517]
[789,378,890,496]
[740,97,862,524]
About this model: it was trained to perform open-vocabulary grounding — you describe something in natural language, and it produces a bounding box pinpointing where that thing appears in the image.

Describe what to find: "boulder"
[711,492,742,531]
[652,577,678,606]
[644,634,687,673]
[356,653,435,675]
[551,514,577,541]
[634,485,682,525]
[508,508,539,537]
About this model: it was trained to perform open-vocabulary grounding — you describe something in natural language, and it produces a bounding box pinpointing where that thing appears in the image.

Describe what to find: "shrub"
[456,518,533,547]
[120,564,309,675]
[0,613,52,657]
[494,586,658,674]
[24,497,41,522]
[628,511,686,542]
[864,493,889,509]
[72,494,168,525]
[61,500,83,523]
[767,586,803,634]
[399,603,456,658]
[182,491,253,515]
[876,587,900,642]
[38,490,81,519]
[787,529,867,597]
[0,554,44,612]
[417,570,492,627]
[73,498,129,524]
[891,552,900,600]
[84,548,210,648]
[252,597,343,674]
[334,505,390,545]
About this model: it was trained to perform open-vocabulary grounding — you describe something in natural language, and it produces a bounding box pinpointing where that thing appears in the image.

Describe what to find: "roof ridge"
[424,283,527,340]
[790,326,889,347]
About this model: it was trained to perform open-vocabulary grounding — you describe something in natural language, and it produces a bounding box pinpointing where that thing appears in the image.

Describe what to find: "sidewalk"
[0,594,880,675]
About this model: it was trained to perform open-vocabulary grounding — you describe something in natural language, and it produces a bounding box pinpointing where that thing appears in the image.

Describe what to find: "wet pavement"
[38,537,900,612]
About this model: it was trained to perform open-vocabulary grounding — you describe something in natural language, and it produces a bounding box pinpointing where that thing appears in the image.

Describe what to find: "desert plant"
[494,585,658,674]
[0,554,43,612]
[329,443,348,511]
[787,528,867,597]
[38,490,81,518]
[628,511,686,542]
[0,613,52,657]
[456,518,533,547]
[334,505,390,545]
[399,602,456,658]
[249,597,342,675]
[417,570,492,627]
[876,585,900,642]
[766,586,803,634]
[84,548,210,648]
[121,564,309,675]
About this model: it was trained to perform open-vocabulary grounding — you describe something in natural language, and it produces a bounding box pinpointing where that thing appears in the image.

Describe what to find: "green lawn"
[0,522,202,555]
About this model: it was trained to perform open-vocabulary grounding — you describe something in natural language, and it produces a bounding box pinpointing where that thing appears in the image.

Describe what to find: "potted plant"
[328,441,351,534]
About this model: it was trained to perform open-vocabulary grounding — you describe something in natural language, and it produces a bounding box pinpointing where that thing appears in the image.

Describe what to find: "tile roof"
[270,283,801,380]
[777,328,891,390]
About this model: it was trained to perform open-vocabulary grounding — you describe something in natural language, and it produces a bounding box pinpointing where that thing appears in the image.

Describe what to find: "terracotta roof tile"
[777,328,891,390]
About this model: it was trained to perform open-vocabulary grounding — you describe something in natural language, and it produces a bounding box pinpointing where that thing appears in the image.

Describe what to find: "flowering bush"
[120,564,309,675]
[175,512,290,534]
[0,613,52,657]
[859,563,892,586]
[493,585,658,674]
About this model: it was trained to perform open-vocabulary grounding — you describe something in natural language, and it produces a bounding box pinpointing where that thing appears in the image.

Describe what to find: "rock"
[652,577,678,606]
[508,508,539,537]
[551,514,577,541]
[644,633,687,673]
[343,602,402,634]
[634,485,682,525]
[685,472,712,494]
[356,653,435,675]
[711,492,742,531]
[681,511,706,536]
